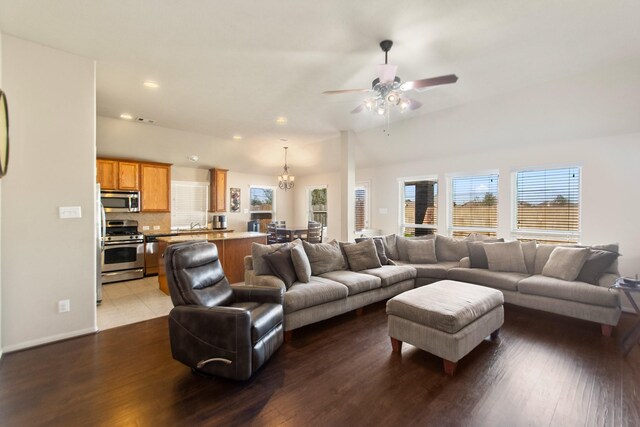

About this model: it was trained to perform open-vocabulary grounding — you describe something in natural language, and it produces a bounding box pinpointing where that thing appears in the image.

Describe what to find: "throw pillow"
[302,240,345,275]
[435,235,470,262]
[339,242,353,270]
[343,239,382,271]
[291,242,312,283]
[355,237,390,265]
[251,242,287,275]
[576,249,619,285]
[466,233,494,241]
[484,241,528,274]
[405,238,437,264]
[396,234,436,261]
[467,238,504,269]
[262,247,297,289]
[381,234,399,260]
[542,247,590,281]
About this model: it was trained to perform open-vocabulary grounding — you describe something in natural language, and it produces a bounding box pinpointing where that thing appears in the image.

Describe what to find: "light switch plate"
[142,226,150,230]
[244,209,249,214]
[379,208,388,215]
[153,225,161,230]
[59,206,82,219]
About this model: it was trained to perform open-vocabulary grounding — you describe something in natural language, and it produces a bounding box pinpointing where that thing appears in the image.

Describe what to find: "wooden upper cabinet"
[209,168,228,212]
[140,163,171,212]
[96,159,118,190]
[117,162,140,190]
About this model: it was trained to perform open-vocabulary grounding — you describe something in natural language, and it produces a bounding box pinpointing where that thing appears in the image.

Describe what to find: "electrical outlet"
[58,299,70,313]
[379,208,388,215]
[142,225,150,230]
[153,225,161,230]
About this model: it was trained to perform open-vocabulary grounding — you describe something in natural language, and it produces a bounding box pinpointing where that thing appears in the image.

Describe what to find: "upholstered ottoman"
[386,280,504,375]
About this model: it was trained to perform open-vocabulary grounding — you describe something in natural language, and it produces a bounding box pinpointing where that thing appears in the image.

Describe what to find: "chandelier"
[278,147,295,191]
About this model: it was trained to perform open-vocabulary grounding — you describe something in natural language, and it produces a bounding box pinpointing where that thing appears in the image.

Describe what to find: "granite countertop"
[156,231,266,243]
[142,228,234,237]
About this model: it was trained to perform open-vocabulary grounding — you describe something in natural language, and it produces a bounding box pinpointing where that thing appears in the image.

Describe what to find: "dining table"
[276,225,310,242]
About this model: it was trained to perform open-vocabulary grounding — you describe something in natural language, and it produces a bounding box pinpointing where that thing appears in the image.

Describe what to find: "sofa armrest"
[245,270,286,290]
[244,255,254,271]
[232,285,284,305]
[459,257,471,268]
[598,273,619,288]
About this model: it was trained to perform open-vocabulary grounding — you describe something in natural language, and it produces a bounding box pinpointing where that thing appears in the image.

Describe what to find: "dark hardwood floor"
[1,303,638,426]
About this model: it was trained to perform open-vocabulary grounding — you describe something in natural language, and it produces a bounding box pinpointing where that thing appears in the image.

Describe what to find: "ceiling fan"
[323,40,458,115]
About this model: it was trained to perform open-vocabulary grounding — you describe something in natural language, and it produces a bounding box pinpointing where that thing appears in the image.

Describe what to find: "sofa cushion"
[262,246,297,289]
[343,239,382,271]
[522,241,537,274]
[284,277,349,314]
[518,275,620,308]
[252,242,287,275]
[435,235,470,262]
[359,265,417,287]
[542,247,590,281]
[291,243,312,283]
[576,250,619,285]
[303,240,345,275]
[484,241,528,274]
[395,260,459,279]
[319,270,382,296]
[406,238,437,264]
[386,280,504,334]
[397,235,435,261]
[447,267,529,291]
[381,234,399,260]
[355,237,390,265]
[467,239,504,269]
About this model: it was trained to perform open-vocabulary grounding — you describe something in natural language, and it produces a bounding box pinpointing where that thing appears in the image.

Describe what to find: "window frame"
[511,164,582,242]
[306,185,328,227]
[398,174,439,235]
[354,181,370,233]
[447,170,499,237]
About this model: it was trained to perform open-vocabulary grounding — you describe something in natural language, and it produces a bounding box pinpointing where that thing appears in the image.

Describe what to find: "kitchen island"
[157,231,267,294]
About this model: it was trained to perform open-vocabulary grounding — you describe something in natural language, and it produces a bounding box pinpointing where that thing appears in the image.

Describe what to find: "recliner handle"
[196,358,233,369]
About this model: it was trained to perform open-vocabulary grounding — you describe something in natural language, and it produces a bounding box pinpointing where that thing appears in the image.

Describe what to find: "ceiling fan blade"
[322,88,370,95]
[350,104,364,114]
[377,64,398,84]
[400,74,458,92]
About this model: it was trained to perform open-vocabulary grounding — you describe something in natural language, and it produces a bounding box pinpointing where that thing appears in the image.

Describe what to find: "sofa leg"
[356,307,364,316]
[443,359,458,376]
[284,330,293,342]
[491,328,500,340]
[390,337,402,353]
[601,324,613,337]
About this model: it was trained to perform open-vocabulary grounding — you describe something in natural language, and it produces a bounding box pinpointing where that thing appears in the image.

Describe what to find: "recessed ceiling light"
[232,135,243,141]
[187,155,199,162]
[276,117,288,125]
[120,113,133,120]
[143,81,159,88]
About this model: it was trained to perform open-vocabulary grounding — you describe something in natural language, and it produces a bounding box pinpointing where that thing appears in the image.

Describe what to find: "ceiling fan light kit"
[324,39,458,123]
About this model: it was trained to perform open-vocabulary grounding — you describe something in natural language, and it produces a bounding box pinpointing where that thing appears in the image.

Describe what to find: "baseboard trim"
[2,326,99,354]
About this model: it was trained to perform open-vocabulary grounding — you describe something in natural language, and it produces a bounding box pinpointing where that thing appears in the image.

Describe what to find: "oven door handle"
[104,241,144,247]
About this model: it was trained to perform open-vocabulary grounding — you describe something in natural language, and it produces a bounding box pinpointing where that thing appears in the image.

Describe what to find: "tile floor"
[97,276,174,330]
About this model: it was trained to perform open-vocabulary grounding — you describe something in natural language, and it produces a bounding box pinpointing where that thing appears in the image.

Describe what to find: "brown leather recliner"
[164,241,284,380]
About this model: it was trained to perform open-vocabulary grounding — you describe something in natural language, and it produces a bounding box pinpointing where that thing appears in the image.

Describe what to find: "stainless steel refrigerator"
[96,183,106,304]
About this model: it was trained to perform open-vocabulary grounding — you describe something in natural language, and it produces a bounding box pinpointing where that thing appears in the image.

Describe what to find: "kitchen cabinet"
[140,163,171,212]
[96,159,118,190]
[209,168,228,212]
[96,158,139,190]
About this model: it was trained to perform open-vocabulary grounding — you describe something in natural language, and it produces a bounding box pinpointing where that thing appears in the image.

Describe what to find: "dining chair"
[267,222,278,244]
[307,221,323,243]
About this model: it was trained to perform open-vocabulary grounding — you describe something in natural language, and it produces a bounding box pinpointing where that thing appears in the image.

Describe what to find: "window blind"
[450,174,498,235]
[355,184,368,232]
[515,167,580,239]
[171,181,208,229]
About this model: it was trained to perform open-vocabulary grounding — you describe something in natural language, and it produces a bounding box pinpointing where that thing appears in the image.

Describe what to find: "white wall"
[1,35,96,352]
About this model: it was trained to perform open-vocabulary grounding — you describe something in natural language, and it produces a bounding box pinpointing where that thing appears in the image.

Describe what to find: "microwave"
[101,190,141,213]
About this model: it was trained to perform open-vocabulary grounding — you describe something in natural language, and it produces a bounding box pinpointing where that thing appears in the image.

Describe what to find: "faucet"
[190,222,201,230]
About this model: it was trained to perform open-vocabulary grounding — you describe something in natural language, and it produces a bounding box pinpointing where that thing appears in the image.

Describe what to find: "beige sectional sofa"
[244,234,621,337]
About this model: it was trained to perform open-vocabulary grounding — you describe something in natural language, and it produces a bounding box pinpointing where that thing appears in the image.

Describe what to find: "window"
[308,186,327,226]
[355,182,369,232]
[513,166,581,243]
[171,181,208,229]
[400,177,438,236]
[449,173,498,238]
[250,186,276,231]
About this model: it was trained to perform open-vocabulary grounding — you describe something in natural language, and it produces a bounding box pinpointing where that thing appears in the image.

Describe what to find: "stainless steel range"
[101,220,145,284]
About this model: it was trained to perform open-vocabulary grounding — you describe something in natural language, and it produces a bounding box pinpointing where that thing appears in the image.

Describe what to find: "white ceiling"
[1,0,640,173]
